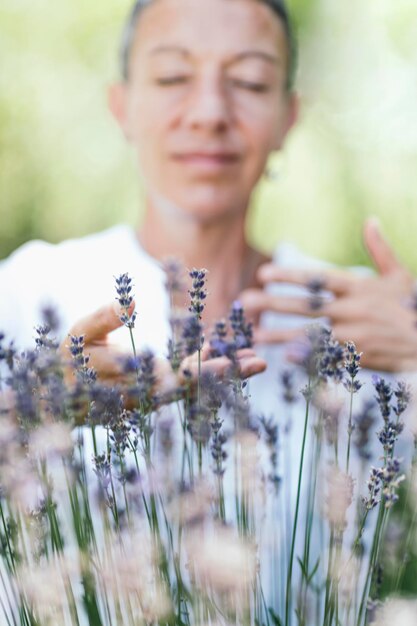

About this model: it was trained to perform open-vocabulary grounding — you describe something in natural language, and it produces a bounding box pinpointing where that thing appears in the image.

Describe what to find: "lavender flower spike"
[182,315,204,356]
[188,268,208,319]
[382,457,405,509]
[393,381,412,418]
[210,320,232,358]
[69,334,97,384]
[115,273,137,328]
[229,300,253,350]
[343,341,363,393]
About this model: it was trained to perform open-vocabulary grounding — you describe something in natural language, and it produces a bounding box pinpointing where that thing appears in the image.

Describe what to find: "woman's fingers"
[237,354,267,378]
[60,301,138,384]
[241,285,413,326]
[253,326,305,345]
[240,288,332,318]
[180,349,267,383]
[256,265,354,296]
[240,287,375,322]
[363,217,403,276]
[68,302,124,342]
[69,301,135,343]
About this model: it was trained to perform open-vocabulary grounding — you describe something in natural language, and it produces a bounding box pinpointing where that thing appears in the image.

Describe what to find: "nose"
[184,71,232,133]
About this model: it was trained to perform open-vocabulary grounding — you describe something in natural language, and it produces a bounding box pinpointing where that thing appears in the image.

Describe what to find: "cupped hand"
[60,303,267,391]
[239,219,417,372]
[59,301,131,385]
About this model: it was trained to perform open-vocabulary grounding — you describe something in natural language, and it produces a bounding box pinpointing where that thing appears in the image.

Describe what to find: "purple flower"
[280,369,297,405]
[362,467,383,511]
[163,257,186,295]
[182,315,204,356]
[260,415,280,488]
[40,306,61,334]
[393,381,411,418]
[306,277,325,311]
[93,453,113,505]
[201,371,229,411]
[343,341,363,393]
[188,268,208,319]
[69,335,97,385]
[124,349,157,413]
[378,419,403,456]
[382,457,405,509]
[320,338,345,383]
[115,273,137,328]
[211,414,228,476]
[372,375,392,421]
[354,399,377,461]
[301,325,345,382]
[128,408,153,442]
[0,332,15,372]
[229,301,253,350]
[108,412,131,459]
[137,349,157,408]
[88,383,123,427]
[209,320,236,359]
[10,352,39,425]
[35,325,59,351]
[186,400,211,444]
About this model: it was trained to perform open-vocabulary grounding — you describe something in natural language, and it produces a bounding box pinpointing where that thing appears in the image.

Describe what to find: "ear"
[107,83,132,142]
[272,91,299,151]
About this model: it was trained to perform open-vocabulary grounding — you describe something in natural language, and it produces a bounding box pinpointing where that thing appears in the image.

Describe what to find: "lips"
[171,151,240,173]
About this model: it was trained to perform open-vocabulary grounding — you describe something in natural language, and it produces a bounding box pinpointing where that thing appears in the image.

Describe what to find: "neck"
[136,199,270,325]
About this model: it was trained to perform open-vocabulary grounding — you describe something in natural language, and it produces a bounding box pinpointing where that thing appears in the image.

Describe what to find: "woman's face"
[110,0,297,223]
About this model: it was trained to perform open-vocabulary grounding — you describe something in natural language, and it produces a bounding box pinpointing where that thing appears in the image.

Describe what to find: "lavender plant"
[0,272,416,626]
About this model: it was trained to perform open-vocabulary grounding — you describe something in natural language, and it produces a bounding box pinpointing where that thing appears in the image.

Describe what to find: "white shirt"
[0,223,407,466]
[0,223,324,354]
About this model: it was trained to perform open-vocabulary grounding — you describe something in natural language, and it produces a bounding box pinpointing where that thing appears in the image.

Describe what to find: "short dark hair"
[119,0,297,91]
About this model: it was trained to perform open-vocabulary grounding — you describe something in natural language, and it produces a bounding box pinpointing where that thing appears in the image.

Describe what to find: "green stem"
[323,528,335,626]
[346,388,354,475]
[285,388,311,626]
[0,502,16,573]
[128,326,137,361]
[356,501,386,626]
[394,443,417,591]
[299,418,322,625]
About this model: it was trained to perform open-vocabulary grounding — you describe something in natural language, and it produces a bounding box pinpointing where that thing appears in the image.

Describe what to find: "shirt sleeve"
[0,240,55,349]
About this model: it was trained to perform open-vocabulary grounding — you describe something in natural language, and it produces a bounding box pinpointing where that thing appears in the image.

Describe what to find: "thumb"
[363,217,402,275]
[69,301,135,343]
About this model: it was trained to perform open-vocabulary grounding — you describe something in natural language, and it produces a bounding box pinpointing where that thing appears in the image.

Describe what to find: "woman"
[81,0,417,377]
[1,3,416,623]
[75,0,299,381]
[1,0,416,376]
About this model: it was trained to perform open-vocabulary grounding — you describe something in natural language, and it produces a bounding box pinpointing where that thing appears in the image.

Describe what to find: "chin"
[174,185,249,223]
[148,182,250,224]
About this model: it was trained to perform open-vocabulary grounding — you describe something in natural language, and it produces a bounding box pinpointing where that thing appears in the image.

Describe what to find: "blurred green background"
[1,0,416,269]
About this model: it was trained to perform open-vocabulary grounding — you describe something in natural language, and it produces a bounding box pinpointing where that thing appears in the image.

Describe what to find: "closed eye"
[155,76,191,86]
[231,79,269,93]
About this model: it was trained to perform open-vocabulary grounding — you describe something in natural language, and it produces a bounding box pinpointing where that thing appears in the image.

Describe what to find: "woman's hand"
[240,219,417,372]
[178,344,266,384]
[59,302,130,385]
[59,302,266,391]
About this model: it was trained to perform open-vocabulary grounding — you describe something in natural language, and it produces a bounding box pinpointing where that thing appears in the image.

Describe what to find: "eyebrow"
[226,50,281,67]
[149,45,191,57]
[148,46,281,66]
